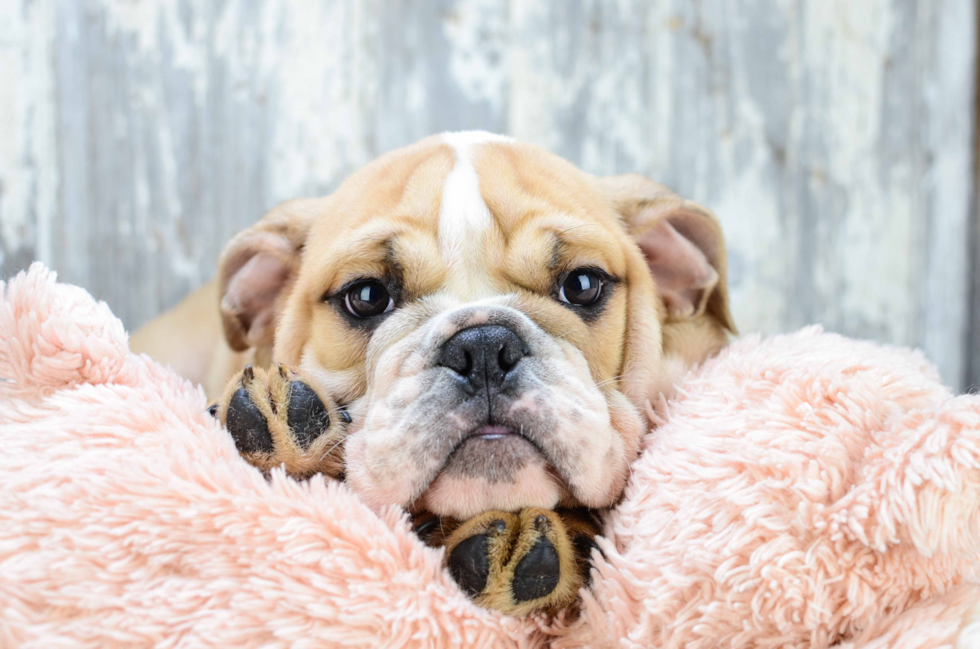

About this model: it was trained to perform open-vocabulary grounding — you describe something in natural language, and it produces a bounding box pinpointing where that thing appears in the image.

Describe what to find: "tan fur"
[134,140,731,413]
[130,281,264,397]
[439,508,595,617]
[212,363,345,478]
[132,133,735,615]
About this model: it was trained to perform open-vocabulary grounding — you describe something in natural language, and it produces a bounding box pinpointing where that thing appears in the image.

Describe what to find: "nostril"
[438,324,528,383]
[497,340,527,374]
[498,346,521,373]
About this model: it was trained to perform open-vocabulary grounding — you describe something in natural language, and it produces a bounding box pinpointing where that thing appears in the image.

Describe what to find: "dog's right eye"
[343,280,394,318]
[559,269,603,306]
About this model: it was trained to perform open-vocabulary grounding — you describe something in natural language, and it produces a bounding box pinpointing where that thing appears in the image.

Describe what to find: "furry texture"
[2,263,979,648]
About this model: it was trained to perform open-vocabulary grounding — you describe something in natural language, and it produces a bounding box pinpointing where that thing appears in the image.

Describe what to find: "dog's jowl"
[132,131,734,615]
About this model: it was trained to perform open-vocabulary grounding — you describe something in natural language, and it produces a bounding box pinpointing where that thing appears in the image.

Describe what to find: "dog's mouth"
[469,425,513,441]
[413,419,567,518]
[438,424,550,484]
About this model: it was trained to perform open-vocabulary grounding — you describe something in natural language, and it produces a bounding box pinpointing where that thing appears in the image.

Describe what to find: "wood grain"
[0,0,975,388]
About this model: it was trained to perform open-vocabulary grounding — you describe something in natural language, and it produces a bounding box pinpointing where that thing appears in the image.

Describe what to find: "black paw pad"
[512,536,561,602]
[448,534,491,597]
[226,388,274,454]
[286,381,329,449]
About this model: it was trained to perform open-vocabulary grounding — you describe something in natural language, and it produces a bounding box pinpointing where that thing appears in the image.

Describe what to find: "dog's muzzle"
[344,301,634,519]
[438,325,529,397]
[434,323,550,482]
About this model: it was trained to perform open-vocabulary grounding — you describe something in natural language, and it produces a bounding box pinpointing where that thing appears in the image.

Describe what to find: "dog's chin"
[415,429,566,520]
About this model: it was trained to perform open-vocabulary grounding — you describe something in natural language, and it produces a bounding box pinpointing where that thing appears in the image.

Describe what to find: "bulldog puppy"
[132,132,734,616]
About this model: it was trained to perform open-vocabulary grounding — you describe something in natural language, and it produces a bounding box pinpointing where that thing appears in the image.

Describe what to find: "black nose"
[438,325,528,387]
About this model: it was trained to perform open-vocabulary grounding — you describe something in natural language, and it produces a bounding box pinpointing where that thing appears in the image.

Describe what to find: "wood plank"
[375,0,509,151]
[0,0,56,278]
[2,0,975,389]
[50,1,380,329]
[966,0,980,391]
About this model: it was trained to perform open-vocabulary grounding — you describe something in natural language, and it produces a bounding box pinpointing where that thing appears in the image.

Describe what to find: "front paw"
[439,508,600,616]
[208,364,349,479]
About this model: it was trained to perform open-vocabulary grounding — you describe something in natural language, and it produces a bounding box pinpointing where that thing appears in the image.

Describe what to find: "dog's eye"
[344,280,394,318]
[559,269,603,306]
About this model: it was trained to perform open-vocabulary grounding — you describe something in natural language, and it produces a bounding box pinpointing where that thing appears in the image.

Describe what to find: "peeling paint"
[0,0,975,389]
[444,0,507,113]
[0,0,57,273]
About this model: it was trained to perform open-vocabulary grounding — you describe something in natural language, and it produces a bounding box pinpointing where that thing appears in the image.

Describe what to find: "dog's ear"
[217,198,323,351]
[599,173,735,333]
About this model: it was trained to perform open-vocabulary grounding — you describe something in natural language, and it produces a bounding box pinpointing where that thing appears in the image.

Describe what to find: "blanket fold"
[2,263,978,648]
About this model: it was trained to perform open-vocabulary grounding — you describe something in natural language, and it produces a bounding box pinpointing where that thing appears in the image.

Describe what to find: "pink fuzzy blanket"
[3,263,980,648]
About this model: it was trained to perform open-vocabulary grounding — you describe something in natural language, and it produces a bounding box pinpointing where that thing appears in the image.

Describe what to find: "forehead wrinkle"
[306,225,401,300]
[480,144,600,241]
[499,223,557,294]
[388,229,447,299]
[302,142,452,296]
[475,142,616,248]
[396,154,454,228]
[551,222,625,275]
[505,218,624,285]
[480,142,600,218]
[337,142,454,216]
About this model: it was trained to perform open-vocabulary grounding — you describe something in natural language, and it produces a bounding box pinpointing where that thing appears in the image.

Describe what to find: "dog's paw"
[208,364,349,479]
[438,508,600,616]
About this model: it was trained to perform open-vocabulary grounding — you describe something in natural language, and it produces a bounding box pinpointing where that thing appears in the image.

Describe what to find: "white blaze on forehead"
[438,131,513,298]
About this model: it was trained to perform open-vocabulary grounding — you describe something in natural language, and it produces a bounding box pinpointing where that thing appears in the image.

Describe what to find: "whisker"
[594,374,626,388]
[558,223,596,235]
[318,437,346,463]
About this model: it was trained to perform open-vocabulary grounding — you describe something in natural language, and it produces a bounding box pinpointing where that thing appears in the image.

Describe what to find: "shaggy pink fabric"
[2,263,979,648]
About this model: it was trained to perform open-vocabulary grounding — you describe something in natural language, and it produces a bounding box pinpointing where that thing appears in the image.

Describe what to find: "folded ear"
[599,173,735,333]
[218,198,324,351]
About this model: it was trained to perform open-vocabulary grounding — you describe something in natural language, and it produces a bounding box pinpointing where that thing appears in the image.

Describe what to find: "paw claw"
[206,404,218,417]
[412,514,441,540]
[572,533,601,586]
[572,533,600,560]
[338,406,352,424]
[242,364,254,383]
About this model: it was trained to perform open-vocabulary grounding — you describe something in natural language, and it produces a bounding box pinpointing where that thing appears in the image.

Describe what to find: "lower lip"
[473,425,513,441]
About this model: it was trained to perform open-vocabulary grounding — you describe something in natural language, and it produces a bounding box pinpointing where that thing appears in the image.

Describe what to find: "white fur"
[345,300,635,518]
[437,131,512,299]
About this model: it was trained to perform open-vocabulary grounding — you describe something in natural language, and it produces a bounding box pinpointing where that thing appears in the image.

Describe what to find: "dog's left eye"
[344,280,394,318]
[559,269,603,306]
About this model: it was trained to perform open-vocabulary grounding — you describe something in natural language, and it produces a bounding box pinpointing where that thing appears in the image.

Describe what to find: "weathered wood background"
[1,0,977,389]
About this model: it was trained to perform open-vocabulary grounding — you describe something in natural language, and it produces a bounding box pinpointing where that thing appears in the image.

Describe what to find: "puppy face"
[219,132,733,519]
